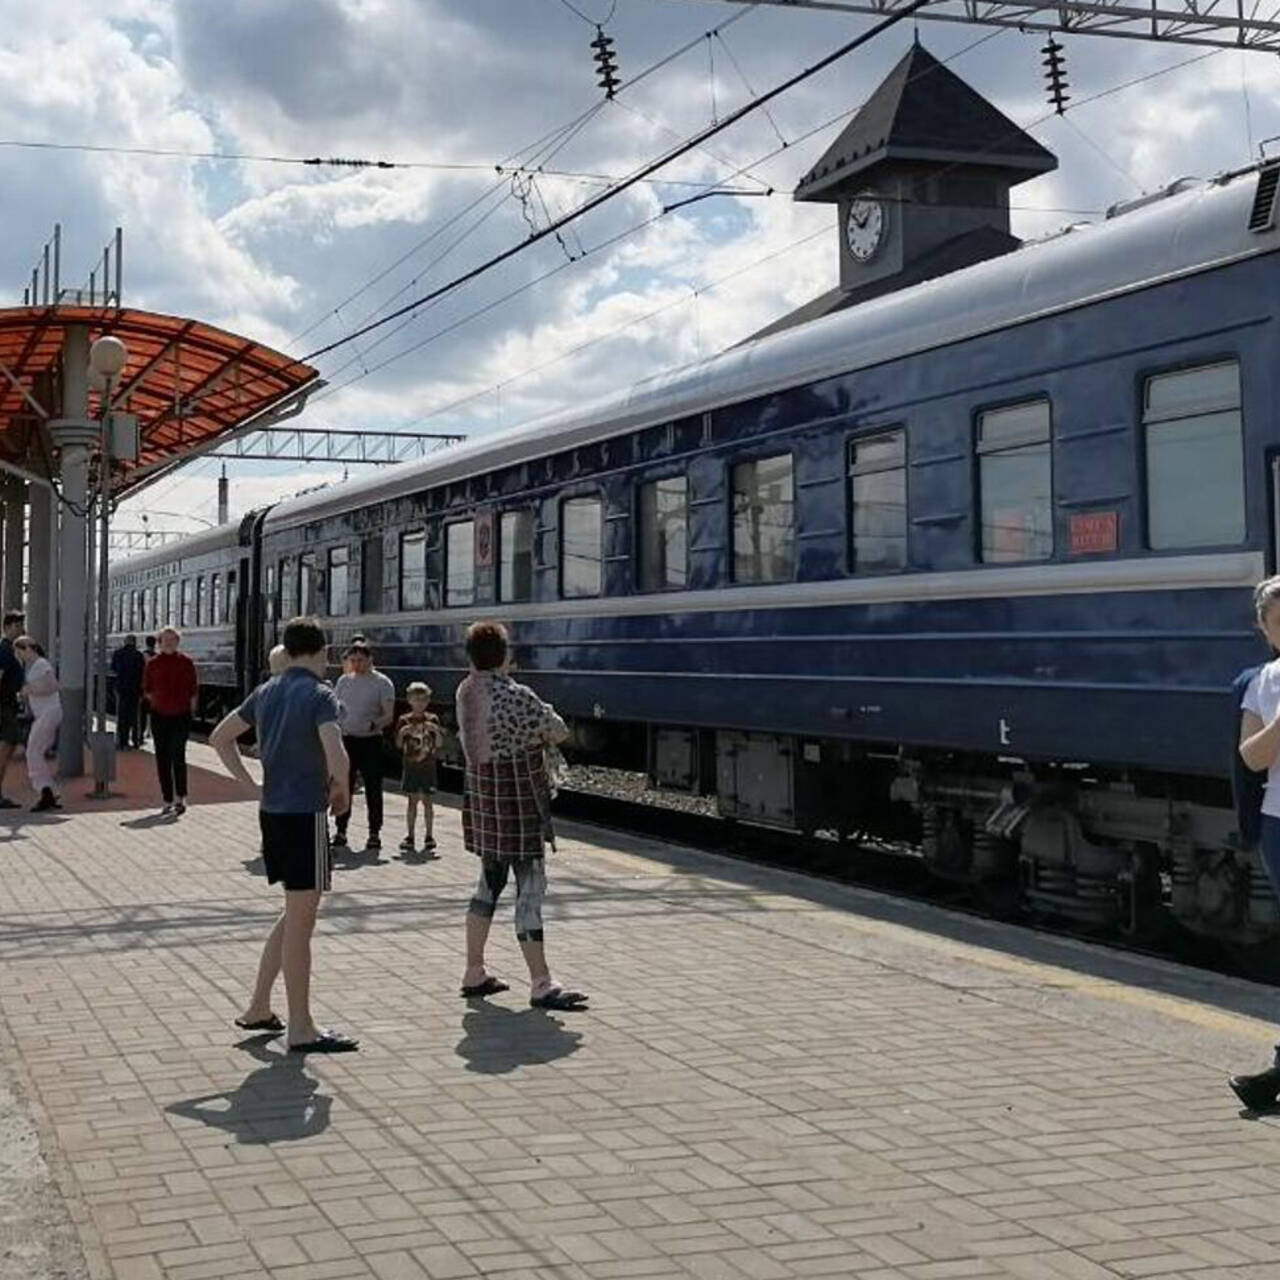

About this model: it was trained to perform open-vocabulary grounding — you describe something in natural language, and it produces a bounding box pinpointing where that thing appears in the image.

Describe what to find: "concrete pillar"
[49,325,93,779]
[2,477,25,613]
[27,483,52,644]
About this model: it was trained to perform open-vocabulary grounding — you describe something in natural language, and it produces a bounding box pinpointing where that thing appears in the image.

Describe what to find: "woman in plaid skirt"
[457,621,586,1011]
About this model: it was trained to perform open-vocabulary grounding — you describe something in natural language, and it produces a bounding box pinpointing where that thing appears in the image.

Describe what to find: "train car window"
[977,400,1052,564]
[849,430,908,574]
[1144,361,1244,549]
[499,511,534,602]
[638,477,688,591]
[299,553,318,615]
[445,522,476,608]
[280,558,297,619]
[211,573,224,626]
[732,454,794,583]
[561,497,602,598]
[328,547,350,617]
[400,530,427,610]
[226,570,237,623]
[196,575,208,627]
[180,578,194,628]
[167,581,178,628]
[130,591,139,631]
[264,563,277,623]
[361,536,383,614]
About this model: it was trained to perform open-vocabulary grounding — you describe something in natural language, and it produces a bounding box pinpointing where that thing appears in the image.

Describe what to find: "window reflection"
[733,454,794,583]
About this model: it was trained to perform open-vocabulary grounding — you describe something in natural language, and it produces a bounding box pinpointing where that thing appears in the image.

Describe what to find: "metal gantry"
[204,427,463,465]
[669,0,1280,51]
[108,528,189,551]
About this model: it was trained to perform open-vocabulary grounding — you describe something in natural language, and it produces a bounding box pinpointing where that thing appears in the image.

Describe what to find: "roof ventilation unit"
[1248,163,1280,232]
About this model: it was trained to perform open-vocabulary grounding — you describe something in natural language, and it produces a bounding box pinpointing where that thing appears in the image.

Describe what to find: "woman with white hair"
[15,637,61,813]
[268,645,288,676]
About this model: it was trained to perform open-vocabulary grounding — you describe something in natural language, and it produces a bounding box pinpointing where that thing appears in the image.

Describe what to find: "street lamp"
[89,335,127,798]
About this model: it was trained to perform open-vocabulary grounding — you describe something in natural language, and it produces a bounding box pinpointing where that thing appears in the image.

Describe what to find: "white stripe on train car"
[316,549,1264,631]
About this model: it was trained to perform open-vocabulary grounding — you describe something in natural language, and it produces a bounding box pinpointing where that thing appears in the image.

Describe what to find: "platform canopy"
[0,305,321,498]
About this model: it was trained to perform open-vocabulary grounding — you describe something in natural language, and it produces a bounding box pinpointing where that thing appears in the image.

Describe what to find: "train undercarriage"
[602,723,1280,948]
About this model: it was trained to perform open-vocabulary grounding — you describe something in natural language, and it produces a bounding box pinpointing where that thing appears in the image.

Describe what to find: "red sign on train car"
[1069,511,1118,555]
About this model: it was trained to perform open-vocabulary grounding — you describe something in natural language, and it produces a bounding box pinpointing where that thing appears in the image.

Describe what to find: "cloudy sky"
[1,0,1276,534]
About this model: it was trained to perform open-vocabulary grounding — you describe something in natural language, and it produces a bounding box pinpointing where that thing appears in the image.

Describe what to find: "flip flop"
[460,976,510,998]
[530,987,588,1011]
[234,1014,284,1032]
[288,1031,359,1054]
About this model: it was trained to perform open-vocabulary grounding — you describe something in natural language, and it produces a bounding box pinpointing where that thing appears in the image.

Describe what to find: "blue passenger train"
[109,161,1280,946]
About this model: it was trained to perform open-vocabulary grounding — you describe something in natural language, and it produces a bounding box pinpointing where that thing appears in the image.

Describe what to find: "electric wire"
[298,0,936,365]
[304,26,1217,420]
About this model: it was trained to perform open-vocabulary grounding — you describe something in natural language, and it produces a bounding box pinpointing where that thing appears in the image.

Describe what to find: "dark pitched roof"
[743,223,1022,342]
[795,41,1056,201]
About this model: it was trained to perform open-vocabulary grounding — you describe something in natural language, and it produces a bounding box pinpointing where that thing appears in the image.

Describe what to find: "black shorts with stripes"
[259,811,332,893]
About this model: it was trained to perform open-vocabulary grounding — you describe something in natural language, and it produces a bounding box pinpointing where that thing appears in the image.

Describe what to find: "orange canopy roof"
[0,305,320,495]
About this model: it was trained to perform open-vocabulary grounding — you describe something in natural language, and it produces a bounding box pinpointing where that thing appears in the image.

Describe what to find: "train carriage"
[107,516,256,720]
[112,160,1280,948]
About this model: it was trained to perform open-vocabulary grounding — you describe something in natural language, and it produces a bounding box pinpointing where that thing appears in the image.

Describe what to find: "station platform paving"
[2,744,1280,1279]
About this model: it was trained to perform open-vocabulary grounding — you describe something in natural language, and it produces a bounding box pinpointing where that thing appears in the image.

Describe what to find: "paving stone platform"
[2,743,1280,1279]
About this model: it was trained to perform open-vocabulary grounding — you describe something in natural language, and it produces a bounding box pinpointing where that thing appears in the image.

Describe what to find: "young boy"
[395,682,444,857]
[209,615,358,1054]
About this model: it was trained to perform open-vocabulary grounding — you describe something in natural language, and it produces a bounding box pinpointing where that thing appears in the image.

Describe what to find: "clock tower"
[792,40,1056,303]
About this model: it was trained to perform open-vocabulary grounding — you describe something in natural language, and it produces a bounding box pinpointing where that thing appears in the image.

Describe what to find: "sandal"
[288,1030,359,1054]
[530,987,588,1011]
[234,1014,284,1032]
[460,975,510,998]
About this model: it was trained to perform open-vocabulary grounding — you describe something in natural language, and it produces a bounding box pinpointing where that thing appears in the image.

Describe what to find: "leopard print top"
[456,670,568,765]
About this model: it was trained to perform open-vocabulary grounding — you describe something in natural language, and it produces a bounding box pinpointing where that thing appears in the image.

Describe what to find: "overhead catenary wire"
[299,0,937,365]
[305,26,1216,418]
[285,6,762,351]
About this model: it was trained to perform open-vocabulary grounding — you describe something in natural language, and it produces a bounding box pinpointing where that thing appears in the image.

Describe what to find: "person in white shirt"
[332,640,395,853]
[1231,576,1280,1109]
[16,637,61,813]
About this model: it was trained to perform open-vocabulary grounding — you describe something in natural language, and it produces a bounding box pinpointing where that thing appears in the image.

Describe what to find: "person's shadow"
[165,1036,331,1144]
[454,1002,584,1075]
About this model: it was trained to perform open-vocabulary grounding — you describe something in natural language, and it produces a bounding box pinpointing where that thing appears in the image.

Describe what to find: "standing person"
[0,611,25,809]
[394,682,443,857]
[1231,576,1280,1108]
[15,636,61,813]
[143,627,198,816]
[138,634,157,745]
[333,640,394,853]
[209,616,357,1054]
[110,634,146,750]
[457,621,586,1010]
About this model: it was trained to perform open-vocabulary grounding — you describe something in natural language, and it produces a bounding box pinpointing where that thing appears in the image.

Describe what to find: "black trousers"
[151,712,190,803]
[116,689,141,748]
[337,735,384,836]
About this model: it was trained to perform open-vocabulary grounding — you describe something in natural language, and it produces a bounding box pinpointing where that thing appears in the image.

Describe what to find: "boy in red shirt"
[142,626,199,815]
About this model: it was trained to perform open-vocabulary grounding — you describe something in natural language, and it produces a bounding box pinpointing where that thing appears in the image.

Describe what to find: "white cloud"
[0,1,1276,527]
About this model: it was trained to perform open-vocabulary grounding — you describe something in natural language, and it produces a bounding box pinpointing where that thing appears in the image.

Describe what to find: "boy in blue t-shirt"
[209,616,358,1054]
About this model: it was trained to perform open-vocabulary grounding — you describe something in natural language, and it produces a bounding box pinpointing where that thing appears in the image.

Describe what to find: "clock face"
[845,193,885,262]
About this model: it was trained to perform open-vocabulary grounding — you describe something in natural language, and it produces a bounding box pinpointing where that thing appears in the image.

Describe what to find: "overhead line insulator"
[1042,37,1069,116]
[591,24,621,99]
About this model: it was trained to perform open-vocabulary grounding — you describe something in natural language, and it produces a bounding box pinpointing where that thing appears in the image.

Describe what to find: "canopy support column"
[3,477,25,612]
[49,325,93,780]
[27,483,51,643]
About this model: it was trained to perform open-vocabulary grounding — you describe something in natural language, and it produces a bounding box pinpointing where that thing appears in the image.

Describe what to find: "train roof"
[261,165,1280,535]
[111,514,249,574]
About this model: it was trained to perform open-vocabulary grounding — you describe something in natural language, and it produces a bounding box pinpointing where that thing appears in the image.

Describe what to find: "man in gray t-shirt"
[210,616,357,1055]
[333,640,396,853]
